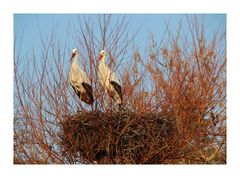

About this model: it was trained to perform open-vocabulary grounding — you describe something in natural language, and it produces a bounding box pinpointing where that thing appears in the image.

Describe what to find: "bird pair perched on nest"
[68,49,122,109]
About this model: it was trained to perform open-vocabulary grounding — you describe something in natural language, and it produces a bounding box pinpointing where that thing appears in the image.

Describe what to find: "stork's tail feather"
[88,94,94,105]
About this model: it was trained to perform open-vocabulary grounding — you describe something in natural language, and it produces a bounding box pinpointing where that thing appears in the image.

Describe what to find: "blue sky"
[13,14,226,101]
[14,14,226,59]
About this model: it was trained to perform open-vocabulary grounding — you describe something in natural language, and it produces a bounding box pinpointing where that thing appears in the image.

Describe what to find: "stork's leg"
[105,89,110,111]
[105,89,113,112]
[77,92,85,112]
[118,103,122,111]
[110,96,113,112]
[91,102,94,111]
[79,92,83,112]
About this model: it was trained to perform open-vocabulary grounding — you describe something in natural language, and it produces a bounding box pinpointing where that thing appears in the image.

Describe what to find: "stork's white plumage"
[68,49,94,105]
[98,50,122,105]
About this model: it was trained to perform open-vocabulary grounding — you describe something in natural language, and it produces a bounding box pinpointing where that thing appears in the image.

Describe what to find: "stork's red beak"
[70,53,75,61]
[98,54,103,60]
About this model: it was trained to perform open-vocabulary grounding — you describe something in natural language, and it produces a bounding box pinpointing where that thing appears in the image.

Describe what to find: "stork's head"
[98,50,106,60]
[70,48,78,60]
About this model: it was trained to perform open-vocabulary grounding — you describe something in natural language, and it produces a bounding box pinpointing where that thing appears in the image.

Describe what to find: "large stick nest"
[59,109,179,164]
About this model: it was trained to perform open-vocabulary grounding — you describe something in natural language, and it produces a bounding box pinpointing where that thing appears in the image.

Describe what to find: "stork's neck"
[71,54,78,64]
[101,55,106,63]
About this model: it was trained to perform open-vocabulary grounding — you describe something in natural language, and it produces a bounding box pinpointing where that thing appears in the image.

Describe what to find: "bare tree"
[14,15,226,164]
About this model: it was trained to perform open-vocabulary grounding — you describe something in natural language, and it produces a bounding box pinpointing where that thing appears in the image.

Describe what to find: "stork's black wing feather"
[70,83,94,105]
[82,82,94,104]
[70,84,80,96]
[82,82,93,95]
[110,81,122,101]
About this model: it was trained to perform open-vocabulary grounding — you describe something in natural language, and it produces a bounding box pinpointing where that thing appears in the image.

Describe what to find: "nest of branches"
[59,109,184,164]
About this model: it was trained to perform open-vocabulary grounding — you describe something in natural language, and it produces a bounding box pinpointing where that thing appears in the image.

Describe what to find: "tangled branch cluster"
[59,109,179,164]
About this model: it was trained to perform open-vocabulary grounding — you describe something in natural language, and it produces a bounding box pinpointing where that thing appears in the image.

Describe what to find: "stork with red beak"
[68,48,94,105]
[98,50,122,108]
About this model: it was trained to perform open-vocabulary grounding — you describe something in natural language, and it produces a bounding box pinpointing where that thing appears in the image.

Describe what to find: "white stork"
[68,48,94,105]
[98,50,122,107]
